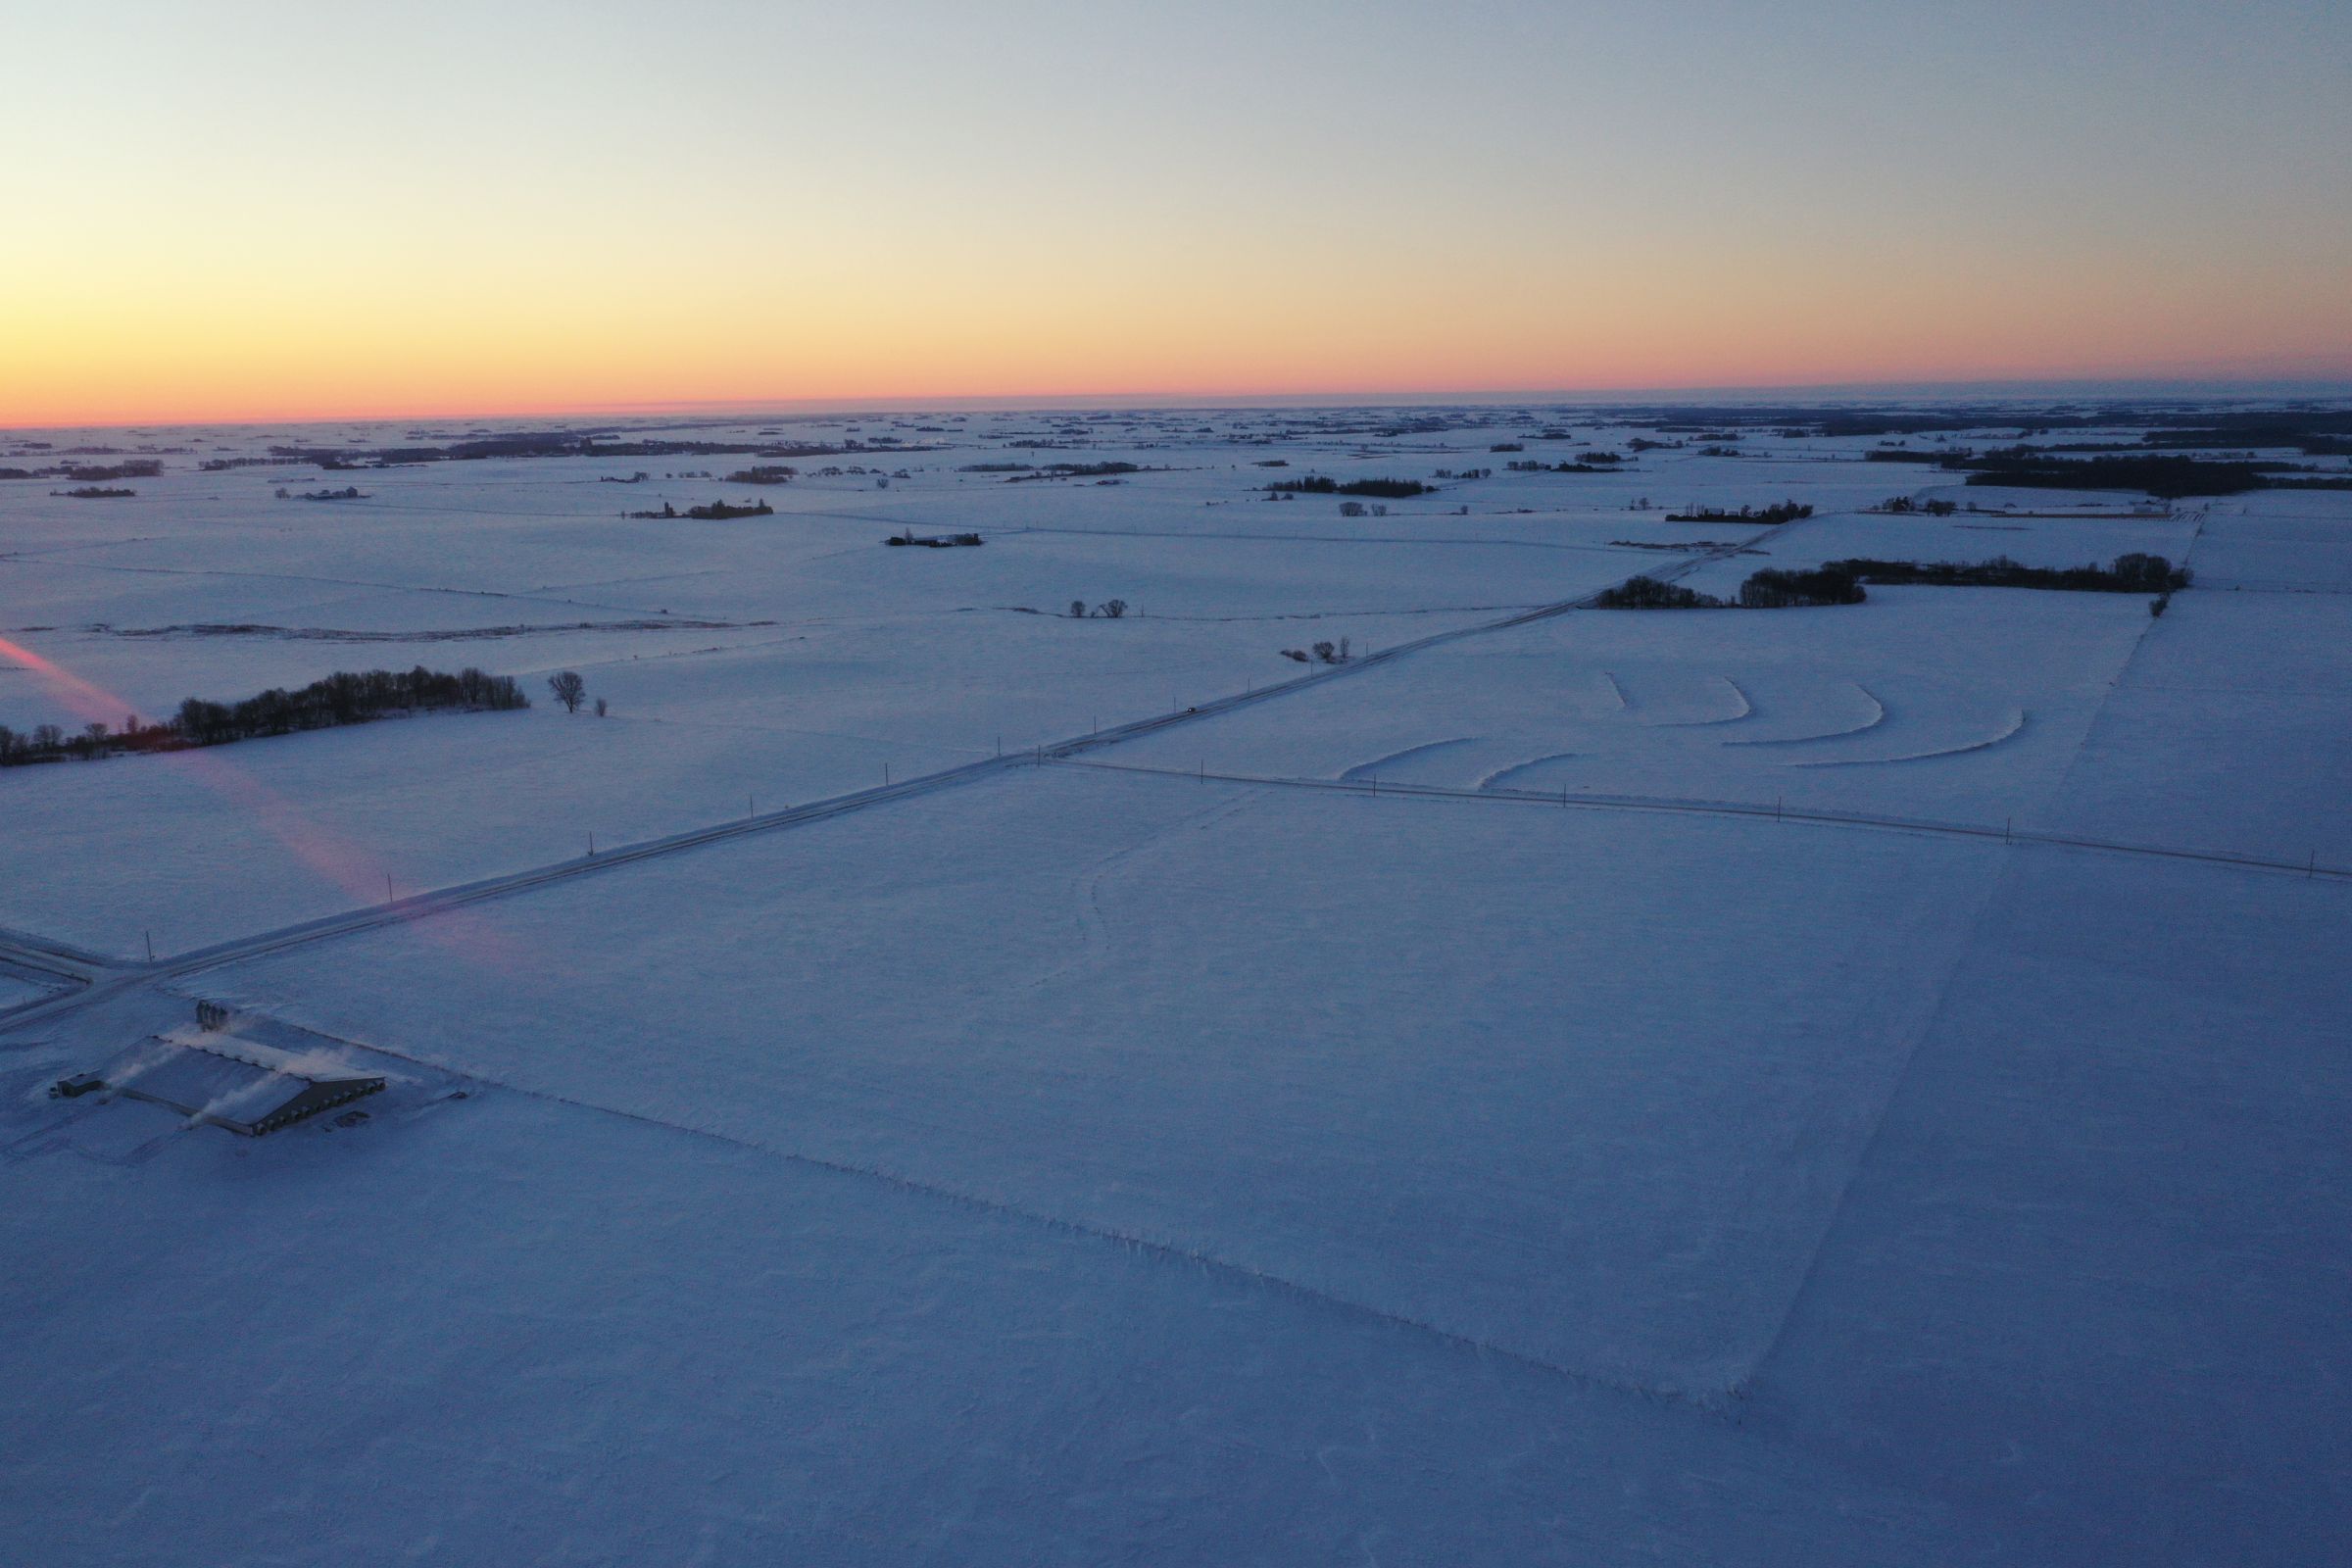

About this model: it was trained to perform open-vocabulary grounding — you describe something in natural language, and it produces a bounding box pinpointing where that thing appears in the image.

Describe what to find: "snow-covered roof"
[111,1036,384,1137]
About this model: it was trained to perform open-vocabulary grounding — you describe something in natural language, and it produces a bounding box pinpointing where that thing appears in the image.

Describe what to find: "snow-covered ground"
[2,403,2346,1564]
[1113,581,2151,829]
[194,764,2007,1394]
[0,967,57,1011]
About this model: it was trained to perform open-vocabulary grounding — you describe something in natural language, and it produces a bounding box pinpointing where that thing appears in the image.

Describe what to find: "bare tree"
[1100,599,1127,619]
[548,671,586,712]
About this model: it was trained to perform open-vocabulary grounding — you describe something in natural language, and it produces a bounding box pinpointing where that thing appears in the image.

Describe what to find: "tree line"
[1593,552,2189,612]
[1823,553,2189,593]
[0,666,528,768]
[1595,565,1864,611]
[1006,462,1146,482]
[1264,476,1432,498]
[626,499,775,519]
[1663,502,1813,524]
[0,460,164,482]
[1940,453,2276,497]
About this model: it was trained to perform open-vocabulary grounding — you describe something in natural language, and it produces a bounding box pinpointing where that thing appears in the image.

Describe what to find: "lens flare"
[1,634,523,968]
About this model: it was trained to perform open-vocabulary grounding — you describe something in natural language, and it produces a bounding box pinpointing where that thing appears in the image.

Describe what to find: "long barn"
[113,1036,384,1137]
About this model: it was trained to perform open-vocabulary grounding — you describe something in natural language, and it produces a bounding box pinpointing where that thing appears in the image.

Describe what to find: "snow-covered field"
[1113,582,2151,829]
[195,765,2007,1394]
[0,967,57,1011]
[3,404,2346,1563]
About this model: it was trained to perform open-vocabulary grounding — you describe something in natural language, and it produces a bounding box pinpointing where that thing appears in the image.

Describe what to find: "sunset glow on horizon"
[7,0,2349,427]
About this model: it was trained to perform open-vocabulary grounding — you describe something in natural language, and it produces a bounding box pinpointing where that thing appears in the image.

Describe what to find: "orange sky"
[6,1,2349,426]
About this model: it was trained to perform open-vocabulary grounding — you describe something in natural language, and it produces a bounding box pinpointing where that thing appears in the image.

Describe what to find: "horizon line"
[12,370,2352,435]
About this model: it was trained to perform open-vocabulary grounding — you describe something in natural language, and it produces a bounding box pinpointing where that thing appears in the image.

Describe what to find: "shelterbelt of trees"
[1264,476,1432,498]
[0,460,163,482]
[1596,553,2189,612]
[1861,451,2352,498]
[0,666,528,768]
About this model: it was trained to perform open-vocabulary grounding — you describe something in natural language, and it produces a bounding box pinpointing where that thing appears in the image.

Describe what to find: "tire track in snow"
[1723,683,1885,748]
[1477,753,1583,792]
[1027,791,1258,994]
[1789,709,2028,768]
[1338,737,1482,783]
[1646,675,1752,728]
[1043,757,2352,883]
